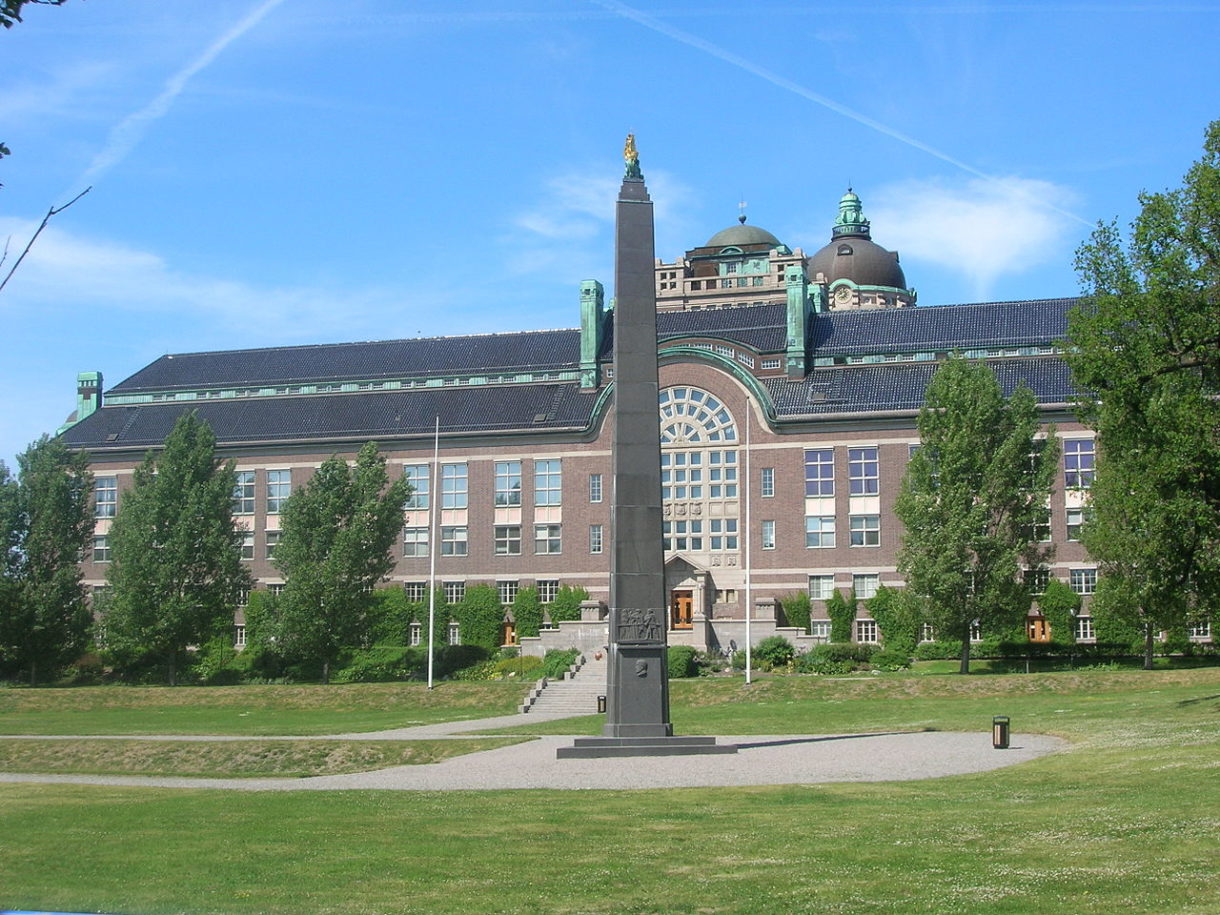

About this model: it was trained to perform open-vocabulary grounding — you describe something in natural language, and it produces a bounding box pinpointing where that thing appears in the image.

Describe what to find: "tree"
[1068,120,1220,669]
[273,442,410,683]
[547,585,588,624]
[1,0,68,29]
[779,591,811,633]
[511,586,543,639]
[825,588,855,643]
[895,358,1059,673]
[867,585,924,657]
[454,583,503,652]
[1037,578,1081,648]
[0,437,93,684]
[104,413,249,685]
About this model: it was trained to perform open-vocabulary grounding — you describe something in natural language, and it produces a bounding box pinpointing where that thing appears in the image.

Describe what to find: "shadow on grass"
[735,731,911,751]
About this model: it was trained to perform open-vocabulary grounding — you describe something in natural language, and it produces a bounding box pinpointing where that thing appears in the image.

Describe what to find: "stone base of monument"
[556,736,738,759]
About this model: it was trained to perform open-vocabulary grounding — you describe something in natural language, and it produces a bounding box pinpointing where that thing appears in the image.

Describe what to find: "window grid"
[403,465,430,509]
[1025,568,1051,594]
[94,476,117,518]
[1075,617,1095,641]
[534,523,562,554]
[1066,508,1085,541]
[495,525,522,556]
[804,449,834,496]
[443,581,465,603]
[1070,568,1097,595]
[441,464,468,510]
[848,447,879,496]
[440,526,468,556]
[590,524,603,554]
[709,518,738,550]
[808,575,835,601]
[92,535,111,563]
[265,530,280,560]
[852,573,879,600]
[403,527,429,558]
[240,532,254,561]
[849,515,880,547]
[497,580,519,605]
[589,473,603,503]
[233,471,255,514]
[805,515,835,548]
[494,461,522,507]
[537,580,560,603]
[760,466,775,498]
[664,519,703,552]
[761,520,776,550]
[1064,440,1095,488]
[534,459,562,506]
[856,619,879,643]
[403,582,427,602]
[266,470,291,514]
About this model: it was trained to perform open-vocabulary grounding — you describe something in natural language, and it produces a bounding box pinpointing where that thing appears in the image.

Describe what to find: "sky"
[2,0,1218,467]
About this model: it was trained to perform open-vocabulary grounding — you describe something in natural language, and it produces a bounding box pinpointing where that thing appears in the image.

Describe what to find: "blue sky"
[2,1,1218,467]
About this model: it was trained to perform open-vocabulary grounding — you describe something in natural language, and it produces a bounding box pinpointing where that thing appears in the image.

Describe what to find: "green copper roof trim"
[831,188,871,239]
[656,345,778,423]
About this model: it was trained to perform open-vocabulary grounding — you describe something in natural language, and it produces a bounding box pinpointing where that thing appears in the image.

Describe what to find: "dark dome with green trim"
[808,189,908,290]
[704,221,782,249]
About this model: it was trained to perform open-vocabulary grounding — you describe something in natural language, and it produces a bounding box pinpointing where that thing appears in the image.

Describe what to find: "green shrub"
[779,592,811,633]
[1039,579,1081,646]
[511,587,544,639]
[753,635,795,671]
[493,655,543,679]
[454,584,505,652]
[191,635,243,685]
[540,648,580,680]
[547,586,589,624]
[432,644,492,679]
[332,645,426,683]
[826,589,856,643]
[667,645,698,678]
[795,642,876,675]
[869,648,912,671]
[694,649,728,676]
[452,660,499,681]
[914,640,964,660]
[867,586,923,656]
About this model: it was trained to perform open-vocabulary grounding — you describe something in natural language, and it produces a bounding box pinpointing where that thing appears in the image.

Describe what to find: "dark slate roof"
[109,329,582,394]
[656,303,787,351]
[60,383,601,451]
[809,298,1079,355]
[764,357,1076,417]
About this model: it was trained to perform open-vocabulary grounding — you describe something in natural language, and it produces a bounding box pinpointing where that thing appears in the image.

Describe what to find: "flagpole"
[744,398,752,686]
[426,416,439,689]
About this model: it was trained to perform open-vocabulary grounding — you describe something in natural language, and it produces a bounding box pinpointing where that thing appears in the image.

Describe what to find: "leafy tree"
[866,585,924,657]
[454,583,503,652]
[0,437,93,684]
[511,586,543,639]
[895,358,1059,673]
[103,413,249,685]
[273,442,410,683]
[1037,578,1081,647]
[825,588,855,643]
[547,584,589,624]
[1068,121,1220,669]
[368,586,414,645]
[778,591,811,633]
[2,0,69,29]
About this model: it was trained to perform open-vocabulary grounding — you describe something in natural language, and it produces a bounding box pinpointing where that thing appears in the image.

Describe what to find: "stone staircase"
[520,650,608,715]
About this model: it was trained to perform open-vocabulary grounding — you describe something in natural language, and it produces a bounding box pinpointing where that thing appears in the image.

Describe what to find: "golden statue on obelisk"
[624,133,642,180]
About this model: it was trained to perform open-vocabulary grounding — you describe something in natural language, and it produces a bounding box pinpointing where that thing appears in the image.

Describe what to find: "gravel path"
[0,711,1067,791]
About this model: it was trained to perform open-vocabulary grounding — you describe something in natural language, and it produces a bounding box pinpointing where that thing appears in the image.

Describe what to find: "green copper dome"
[705,218,782,250]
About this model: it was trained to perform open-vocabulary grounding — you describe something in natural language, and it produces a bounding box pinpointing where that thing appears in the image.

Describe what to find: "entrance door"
[501,620,517,646]
[671,590,694,630]
[1027,616,1050,643]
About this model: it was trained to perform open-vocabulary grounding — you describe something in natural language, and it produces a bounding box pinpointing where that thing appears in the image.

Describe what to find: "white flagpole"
[744,398,752,685]
[427,416,439,690]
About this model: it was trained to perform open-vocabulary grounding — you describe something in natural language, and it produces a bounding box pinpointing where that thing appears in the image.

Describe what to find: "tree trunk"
[28,659,37,688]
[959,624,972,674]
[322,658,331,685]
[1143,622,1155,671]
[168,653,177,687]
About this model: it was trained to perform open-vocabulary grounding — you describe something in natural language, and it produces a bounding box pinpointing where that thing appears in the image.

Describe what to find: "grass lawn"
[1,667,1218,914]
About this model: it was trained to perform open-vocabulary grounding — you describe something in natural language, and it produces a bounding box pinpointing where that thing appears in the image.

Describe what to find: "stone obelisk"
[557,137,735,758]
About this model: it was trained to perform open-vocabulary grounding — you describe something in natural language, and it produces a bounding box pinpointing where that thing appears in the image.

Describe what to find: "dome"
[704,221,782,249]
[808,236,908,289]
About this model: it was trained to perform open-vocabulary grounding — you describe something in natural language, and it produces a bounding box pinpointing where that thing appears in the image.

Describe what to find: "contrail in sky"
[80,0,286,185]
[591,0,1094,228]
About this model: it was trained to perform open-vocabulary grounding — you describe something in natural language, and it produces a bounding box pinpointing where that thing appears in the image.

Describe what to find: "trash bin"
[992,715,1010,749]
[597,695,607,714]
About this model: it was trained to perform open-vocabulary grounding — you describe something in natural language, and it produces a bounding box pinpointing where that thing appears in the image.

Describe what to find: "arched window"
[659,387,737,444]
[659,387,739,553]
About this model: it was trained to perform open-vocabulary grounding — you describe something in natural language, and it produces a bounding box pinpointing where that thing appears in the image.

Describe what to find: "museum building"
[60,177,1112,654]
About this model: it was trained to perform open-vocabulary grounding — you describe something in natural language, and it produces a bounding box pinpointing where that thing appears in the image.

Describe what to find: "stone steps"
[521,651,608,715]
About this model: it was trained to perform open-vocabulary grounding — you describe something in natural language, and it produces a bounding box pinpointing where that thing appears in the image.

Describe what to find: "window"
[760,467,775,498]
[663,519,703,551]
[590,524,603,554]
[662,453,703,500]
[849,515,880,547]
[403,527,429,558]
[233,471,255,514]
[494,525,522,556]
[441,464,468,509]
[1027,508,1052,543]
[1024,568,1050,594]
[761,520,776,550]
[589,473,603,503]
[852,574,879,599]
[447,622,461,645]
[710,518,738,550]
[441,526,468,556]
[970,622,983,642]
[403,465,430,509]
[495,461,522,507]
[658,387,737,443]
[535,459,562,506]
[856,619,879,643]
[1066,508,1085,541]
[715,589,737,604]
[92,535,111,563]
[534,523,562,554]
[404,582,427,602]
[805,516,835,548]
[1064,440,1095,488]
[266,470,291,513]
[707,452,737,498]
[1075,617,1095,641]
[409,623,422,646]
[234,626,247,649]
[808,575,835,601]
[240,532,254,561]
[921,623,935,642]
[810,620,831,639]
[498,580,519,605]
[537,580,559,603]
[1069,568,1097,595]
[265,530,280,560]
[269,583,285,597]
[849,447,879,495]
[94,476,117,518]
[804,449,834,496]
[443,581,465,603]
[1187,620,1212,641]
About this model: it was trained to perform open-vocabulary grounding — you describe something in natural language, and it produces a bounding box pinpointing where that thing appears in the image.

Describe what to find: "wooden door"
[1027,616,1050,643]
[671,590,694,630]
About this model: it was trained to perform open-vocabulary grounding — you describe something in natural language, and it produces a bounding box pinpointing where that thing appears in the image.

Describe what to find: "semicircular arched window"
[659,387,738,444]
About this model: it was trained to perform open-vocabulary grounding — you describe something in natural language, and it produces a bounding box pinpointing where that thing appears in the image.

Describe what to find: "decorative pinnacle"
[832,187,871,239]
[737,197,748,224]
[624,133,643,180]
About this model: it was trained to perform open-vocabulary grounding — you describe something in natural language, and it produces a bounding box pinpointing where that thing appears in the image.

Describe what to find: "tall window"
[94,476,117,518]
[537,579,560,603]
[92,535,111,563]
[441,526,468,556]
[497,580,519,605]
[852,573,879,599]
[403,465,430,509]
[589,473,603,503]
[708,451,737,498]
[240,532,254,560]
[804,449,834,496]
[1024,568,1050,594]
[495,525,522,555]
[848,447,879,495]
[1070,568,1097,595]
[233,471,255,514]
[806,516,835,548]
[849,515,880,547]
[495,461,522,507]
[403,582,427,602]
[265,530,280,560]
[534,459,562,506]
[761,520,776,550]
[856,619,879,643]
[760,467,775,498]
[1075,616,1095,641]
[443,581,465,603]
[1066,508,1085,541]
[710,518,738,550]
[808,574,835,601]
[441,464,468,509]
[1064,440,1095,488]
[590,524,603,554]
[403,527,429,558]
[266,470,291,514]
[534,523,562,554]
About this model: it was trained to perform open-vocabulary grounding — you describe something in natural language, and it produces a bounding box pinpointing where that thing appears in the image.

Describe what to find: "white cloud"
[869,177,1080,301]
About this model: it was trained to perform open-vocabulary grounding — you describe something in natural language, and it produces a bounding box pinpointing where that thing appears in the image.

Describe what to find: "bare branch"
[0,185,89,294]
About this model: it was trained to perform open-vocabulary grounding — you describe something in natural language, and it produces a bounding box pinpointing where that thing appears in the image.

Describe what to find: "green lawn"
[1,668,1218,914]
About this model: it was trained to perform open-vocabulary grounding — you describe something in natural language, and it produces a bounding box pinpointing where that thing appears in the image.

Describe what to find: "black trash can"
[992,715,1010,749]
[597,695,607,714]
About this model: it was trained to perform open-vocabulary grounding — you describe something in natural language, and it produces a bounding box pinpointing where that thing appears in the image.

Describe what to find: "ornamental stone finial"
[624,133,643,180]
[832,187,871,239]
